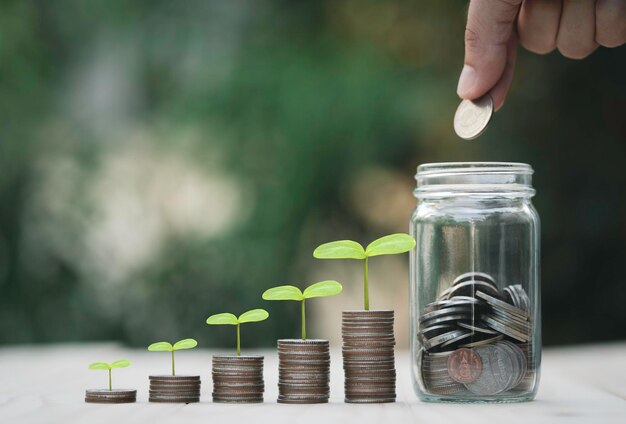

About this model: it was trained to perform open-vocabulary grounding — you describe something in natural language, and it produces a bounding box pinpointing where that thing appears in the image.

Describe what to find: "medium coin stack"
[342,310,396,403]
[417,272,535,397]
[149,375,200,403]
[85,389,136,404]
[212,355,264,403]
[277,339,330,404]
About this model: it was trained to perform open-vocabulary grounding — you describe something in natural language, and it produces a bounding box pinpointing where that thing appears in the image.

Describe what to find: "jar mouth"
[415,162,535,198]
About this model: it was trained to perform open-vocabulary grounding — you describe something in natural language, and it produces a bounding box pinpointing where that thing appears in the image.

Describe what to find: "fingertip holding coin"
[454,94,494,140]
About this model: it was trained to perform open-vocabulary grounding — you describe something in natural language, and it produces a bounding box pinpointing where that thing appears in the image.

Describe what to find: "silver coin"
[419,324,456,338]
[489,309,530,331]
[453,94,494,140]
[459,334,503,348]
[420,313,473,328]
[481,315,528,342]
[423,329,467,350]
[85,389,136,397]
[419,305,475,323]
[476,291,528,319]
[439,331,474,349]
[457,322,499,335]
[485,310,529,334]
[447,280,502,300]
[453,272,496,287]
[499,341,527,388]
[464,343,515,395]
[512,285,530,312]
[424,297,480,313]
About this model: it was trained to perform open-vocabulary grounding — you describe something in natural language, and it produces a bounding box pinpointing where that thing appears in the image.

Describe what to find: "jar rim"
[414,162,535,198]
[416,162,533,176]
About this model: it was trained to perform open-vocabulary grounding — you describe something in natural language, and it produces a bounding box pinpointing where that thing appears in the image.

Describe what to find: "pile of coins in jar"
[417,272,534,396]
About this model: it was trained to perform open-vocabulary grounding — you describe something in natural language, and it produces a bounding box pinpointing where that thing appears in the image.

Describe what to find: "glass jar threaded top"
[414,162,535,199]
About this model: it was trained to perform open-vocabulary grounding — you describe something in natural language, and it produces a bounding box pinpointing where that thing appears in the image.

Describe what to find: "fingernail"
[457,65,477,98]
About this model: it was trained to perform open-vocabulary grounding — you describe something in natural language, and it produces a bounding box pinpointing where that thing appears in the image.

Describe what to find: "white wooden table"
[0,342,624,423]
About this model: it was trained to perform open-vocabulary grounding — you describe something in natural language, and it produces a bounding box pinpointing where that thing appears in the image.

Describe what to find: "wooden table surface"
[0,342,624,423]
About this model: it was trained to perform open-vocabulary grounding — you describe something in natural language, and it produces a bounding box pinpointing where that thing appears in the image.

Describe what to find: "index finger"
[458,0,523,100]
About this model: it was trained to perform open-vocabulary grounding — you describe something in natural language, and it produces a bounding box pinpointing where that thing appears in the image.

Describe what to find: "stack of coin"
[85,389,136,404]
[277,339,330,404]
[149,375,200,403]
[419,272,530,352]
[417,272,535,397]
[342,310,396,403]
[513,342,536,392]
[212,355,264,403]
[419,350,468,395]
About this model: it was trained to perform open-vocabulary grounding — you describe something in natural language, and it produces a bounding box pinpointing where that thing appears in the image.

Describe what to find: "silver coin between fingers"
[453,94,494,140]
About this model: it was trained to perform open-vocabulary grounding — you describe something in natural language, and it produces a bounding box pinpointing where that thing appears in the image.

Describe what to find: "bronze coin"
[446,348,482,384]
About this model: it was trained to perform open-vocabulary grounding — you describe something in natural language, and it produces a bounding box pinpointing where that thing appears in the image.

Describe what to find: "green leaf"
[88,362,111,370]
[303,280,343,299]
[110,359,131,369]
[206,313,239,325]
[173,339,198,350]
[313,240,366,260]
[238,309,269,323]
[262,285,303,301]
[365,233,416,257]
[148,341,173,352]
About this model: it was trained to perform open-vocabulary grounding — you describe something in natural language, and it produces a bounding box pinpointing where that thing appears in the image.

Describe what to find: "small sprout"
[206,309,269,356]
[147,339,198,376]
[313,233,416,310]
[262,280,342,340]
[88,359,131,391]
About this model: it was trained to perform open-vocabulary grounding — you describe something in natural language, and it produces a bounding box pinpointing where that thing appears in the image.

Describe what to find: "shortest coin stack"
[277,339,330,404]
[85,389,136,404]
[342,310,396,403]
[212,355,264,403]
[149,375,200,403]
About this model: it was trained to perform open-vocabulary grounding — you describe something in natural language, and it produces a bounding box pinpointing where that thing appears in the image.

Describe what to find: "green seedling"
[147,338,197,376]
[88,359,130,391]
[313,233,416,310]
[262,280,342,340]
[206,309,269,356]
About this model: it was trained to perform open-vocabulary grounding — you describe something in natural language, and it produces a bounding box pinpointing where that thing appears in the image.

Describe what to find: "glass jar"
[409,162,541,403]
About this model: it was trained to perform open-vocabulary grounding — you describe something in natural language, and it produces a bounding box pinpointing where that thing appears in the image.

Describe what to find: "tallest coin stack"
[342,310,396,403]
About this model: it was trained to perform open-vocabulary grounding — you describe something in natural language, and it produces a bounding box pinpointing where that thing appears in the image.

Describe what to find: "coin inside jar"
[447,348,482,384]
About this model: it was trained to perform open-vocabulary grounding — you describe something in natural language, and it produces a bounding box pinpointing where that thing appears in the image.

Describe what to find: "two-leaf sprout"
[262,280,342,340]
[147,339,198,376]
[314,233,416,310]
[88,359,130,391]
[206,309,269,356]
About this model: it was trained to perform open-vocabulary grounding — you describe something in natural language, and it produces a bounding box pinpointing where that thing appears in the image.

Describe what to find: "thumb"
[457,0,522,100]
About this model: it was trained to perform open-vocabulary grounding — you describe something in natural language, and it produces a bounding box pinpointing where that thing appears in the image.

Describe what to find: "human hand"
[457,0,626,110]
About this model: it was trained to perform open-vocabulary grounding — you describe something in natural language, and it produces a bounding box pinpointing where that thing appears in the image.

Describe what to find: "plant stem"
[236,324,241,356]
[171,350,175,376]
[301,299,306,340]
[108,369,112,391]
[364,257,369,310]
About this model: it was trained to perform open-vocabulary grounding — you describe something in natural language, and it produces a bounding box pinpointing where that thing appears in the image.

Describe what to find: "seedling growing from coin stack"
[147,338,198,376]
[88,359,131,391]
[147,338,201,403]
[85,360,136,403]
[313,233,416,310]
[206,309,270,403]
[262,280,342,340]
[206,309,269,356]
[313,233,415,404]
[262,280,342,404]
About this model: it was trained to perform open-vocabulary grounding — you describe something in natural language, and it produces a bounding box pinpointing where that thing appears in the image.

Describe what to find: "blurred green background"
[0,0,625,349]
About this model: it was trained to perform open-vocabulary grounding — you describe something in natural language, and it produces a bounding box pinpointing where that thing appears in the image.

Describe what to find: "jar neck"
[414,162,535,200]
